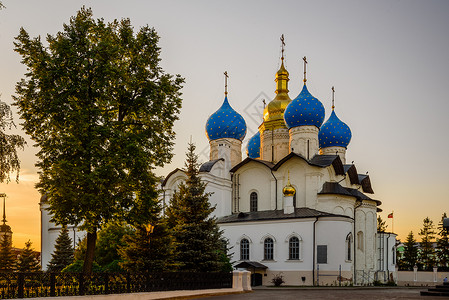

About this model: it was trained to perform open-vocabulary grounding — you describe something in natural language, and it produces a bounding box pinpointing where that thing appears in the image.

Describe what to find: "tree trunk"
[83,230,97,274]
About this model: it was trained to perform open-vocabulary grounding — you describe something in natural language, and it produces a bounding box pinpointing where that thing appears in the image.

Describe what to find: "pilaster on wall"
[289,126,319,160]
[260,128,289,163]
[320,146,347,164]
[210,138,242,171]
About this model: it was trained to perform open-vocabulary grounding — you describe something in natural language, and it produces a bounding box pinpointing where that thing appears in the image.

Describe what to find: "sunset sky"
[0,0,448,250]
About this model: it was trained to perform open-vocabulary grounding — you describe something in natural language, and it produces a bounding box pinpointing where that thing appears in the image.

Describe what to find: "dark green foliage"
[0,235,15,272]
[167,143,230,272]
[437,213,449,270]
[419,217,436,270]
[47,226,74,272]
[119,221,174,272]
[14,7,183,272]
[74,222,134,271]
[0,99,26,183]
[16,240,41,272]
[62,260,102,273]
[377,216,387,233]
[401,231,418,271]
[95,222,133,268]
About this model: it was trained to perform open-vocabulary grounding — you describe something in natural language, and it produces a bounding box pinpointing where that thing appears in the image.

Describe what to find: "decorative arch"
[260,233,277,244]
[236,234,252,245]
[357,231,364,252]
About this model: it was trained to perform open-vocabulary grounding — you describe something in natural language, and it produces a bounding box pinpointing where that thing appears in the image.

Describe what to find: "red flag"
[388,212,393,218]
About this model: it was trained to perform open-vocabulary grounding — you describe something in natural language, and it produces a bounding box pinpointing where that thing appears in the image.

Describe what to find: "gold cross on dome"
[224,71,229,95]
[303,56,308,83]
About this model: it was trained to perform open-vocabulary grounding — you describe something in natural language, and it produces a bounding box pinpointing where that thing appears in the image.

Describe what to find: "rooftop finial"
[287,170,291,184]
[332,87,335,110]
[303,56,308,83]
[224,71,229,96]
[1,193,6,224]
[280,34,285,61]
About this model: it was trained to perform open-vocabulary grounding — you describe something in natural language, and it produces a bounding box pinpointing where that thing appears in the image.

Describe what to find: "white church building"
[40,44,396,286]
[161,52,396,286]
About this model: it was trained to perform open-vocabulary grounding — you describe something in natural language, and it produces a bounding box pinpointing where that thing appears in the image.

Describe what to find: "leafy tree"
[47,226,74,272]
[16,240,41,272]
[167,142,230,272]
[94,221,133,270]
[436,213,449,270]
[119,220,174,272]
[0,99,26,183]
[401,231,418,271]
[377,215,387,233]
[14,7,183,273]
[0,234,15,272]
[419,217,436,270]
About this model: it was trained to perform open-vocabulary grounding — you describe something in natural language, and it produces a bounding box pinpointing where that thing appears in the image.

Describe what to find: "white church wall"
[316,195,355,216]
[235,164,272,212]
[201,173,232,218]
[40,202,85,270]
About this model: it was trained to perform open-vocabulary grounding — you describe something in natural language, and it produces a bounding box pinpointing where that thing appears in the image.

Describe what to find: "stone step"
[428,288,449,293]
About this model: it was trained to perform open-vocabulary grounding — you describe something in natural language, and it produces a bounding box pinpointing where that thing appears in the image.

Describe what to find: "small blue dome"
[284,85,325,129]
[318,110,352,148]
[206,96,247,141]
[246,131,260,158]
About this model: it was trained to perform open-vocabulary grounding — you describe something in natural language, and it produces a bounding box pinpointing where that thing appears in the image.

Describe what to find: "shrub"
[271,273,285,287]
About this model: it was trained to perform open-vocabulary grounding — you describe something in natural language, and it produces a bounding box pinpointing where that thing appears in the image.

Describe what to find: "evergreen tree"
[419,217,436,270]
[119,220,174,272]
[0,234,15,272]
[401,231,418,271]
[377,216,388,233]
[47,226,74,272]
[16,240,40,272]
[436,213,449,270]
[167,142,230,272]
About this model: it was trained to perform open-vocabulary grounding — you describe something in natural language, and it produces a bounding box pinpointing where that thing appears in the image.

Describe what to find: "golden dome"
[283,171,296,197]
[263,59,291,124]
[283,183,296,197]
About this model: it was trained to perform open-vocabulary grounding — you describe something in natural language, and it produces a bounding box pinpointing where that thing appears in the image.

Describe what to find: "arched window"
[250,192,258,212]
[264,238,274,260]
[240,238,249,260]
[346,233,352,261]
[357,231,364,251]
[289,236,300,260]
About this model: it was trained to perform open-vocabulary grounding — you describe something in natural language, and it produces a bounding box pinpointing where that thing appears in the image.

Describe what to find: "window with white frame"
[264,238,274,260]
[240,238,249,260]
[289,236,300,260]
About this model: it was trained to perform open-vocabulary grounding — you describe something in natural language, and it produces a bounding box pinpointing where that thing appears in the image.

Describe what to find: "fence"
[0,272,233,299]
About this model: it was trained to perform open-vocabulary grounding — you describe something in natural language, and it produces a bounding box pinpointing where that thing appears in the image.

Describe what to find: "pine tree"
[436,213,449,270]
[0,234,15,272]
[377,216,388,233]
[16,240,40,272]
[47,226,74,272]
[401,231,418,271]
[419,217,436,271]
[167,142,230,272]
[119,220,174,272]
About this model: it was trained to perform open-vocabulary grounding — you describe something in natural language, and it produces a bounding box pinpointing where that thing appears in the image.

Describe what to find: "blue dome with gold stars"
[284,85,325,129]
[246,131,260,158]
[318,110,352,148]
[206,97,247,141]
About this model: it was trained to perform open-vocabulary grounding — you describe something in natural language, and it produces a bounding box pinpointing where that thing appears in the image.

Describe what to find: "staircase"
[421,282,449,297]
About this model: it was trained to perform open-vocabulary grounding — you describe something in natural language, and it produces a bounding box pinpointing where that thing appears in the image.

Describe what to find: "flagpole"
[392,210,394,233]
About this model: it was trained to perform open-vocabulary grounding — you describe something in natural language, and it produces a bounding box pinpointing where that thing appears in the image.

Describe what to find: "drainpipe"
[312,217,318,286]
[353,200,363,285]
[270,169,278,210]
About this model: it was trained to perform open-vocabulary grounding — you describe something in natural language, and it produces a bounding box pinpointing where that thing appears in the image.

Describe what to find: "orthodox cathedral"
[162,43,396,285]
[40,38,396,286]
